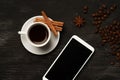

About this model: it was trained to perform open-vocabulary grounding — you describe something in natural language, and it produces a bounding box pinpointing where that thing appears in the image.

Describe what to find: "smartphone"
[43,35,95,80]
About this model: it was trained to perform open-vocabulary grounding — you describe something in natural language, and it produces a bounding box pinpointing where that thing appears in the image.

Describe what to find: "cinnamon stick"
[41,11,58,36]
[34,17,64,26]
[54,26,62,31]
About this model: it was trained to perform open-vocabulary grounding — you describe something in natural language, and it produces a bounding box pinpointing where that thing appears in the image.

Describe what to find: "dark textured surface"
[0,0,120,80]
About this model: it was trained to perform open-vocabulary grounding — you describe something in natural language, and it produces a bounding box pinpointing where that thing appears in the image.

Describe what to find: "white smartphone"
[42,35,95,80]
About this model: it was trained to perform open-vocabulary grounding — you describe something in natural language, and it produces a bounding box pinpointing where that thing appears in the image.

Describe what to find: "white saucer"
[19,16,60,55]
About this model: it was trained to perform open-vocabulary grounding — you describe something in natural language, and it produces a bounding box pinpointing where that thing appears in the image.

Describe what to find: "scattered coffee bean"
[92,4,120,65]
[113,20,117,25]
[110,4,117,11]
[106,10,110,15]
[83,6,88,14]
[90,4,120,65]
[101,4,106,9]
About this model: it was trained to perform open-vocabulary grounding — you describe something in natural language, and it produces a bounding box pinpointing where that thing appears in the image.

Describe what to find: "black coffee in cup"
[28,24,49,44]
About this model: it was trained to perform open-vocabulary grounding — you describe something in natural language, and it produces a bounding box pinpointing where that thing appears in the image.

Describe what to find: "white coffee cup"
[18,22,51,47]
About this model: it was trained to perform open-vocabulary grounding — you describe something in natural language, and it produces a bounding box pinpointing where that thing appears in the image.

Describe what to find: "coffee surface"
[29,24,48,44]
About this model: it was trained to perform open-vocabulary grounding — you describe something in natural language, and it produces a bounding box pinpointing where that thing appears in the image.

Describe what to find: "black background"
[0,0,120,80]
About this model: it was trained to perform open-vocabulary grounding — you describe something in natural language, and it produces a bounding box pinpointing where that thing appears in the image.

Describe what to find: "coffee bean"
[106,10,110,15]
[112,4,117,10]
[113,20,117,25]
[101,16,105,20]
[92,13,96,17]
[103,14,107,18]
[92,4,120,64]
[92,21,98,25]
[83,11,87,14]
[97,21,101,24]
[98,10,102,14]
[83,6,88,14]
[97,17,101,21]
[101,4,106,9]
[83,5,88,10]
[110,7,114,11]
[102,39,107,43]
[110,4,117,11]
[96,25,101,29]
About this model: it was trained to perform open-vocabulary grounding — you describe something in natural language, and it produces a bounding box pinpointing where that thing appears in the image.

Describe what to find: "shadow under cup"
[28,23,51,47]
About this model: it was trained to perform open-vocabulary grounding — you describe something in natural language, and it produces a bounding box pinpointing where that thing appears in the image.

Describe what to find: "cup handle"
[18,31,26,35]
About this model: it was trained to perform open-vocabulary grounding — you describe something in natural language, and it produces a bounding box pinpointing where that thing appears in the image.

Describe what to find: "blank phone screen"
[45,39,92,80]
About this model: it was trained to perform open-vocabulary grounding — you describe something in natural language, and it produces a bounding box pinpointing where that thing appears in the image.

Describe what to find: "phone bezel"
[43,35,95,80]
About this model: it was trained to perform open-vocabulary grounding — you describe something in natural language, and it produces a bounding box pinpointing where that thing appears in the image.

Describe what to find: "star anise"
[73,16,85,27]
